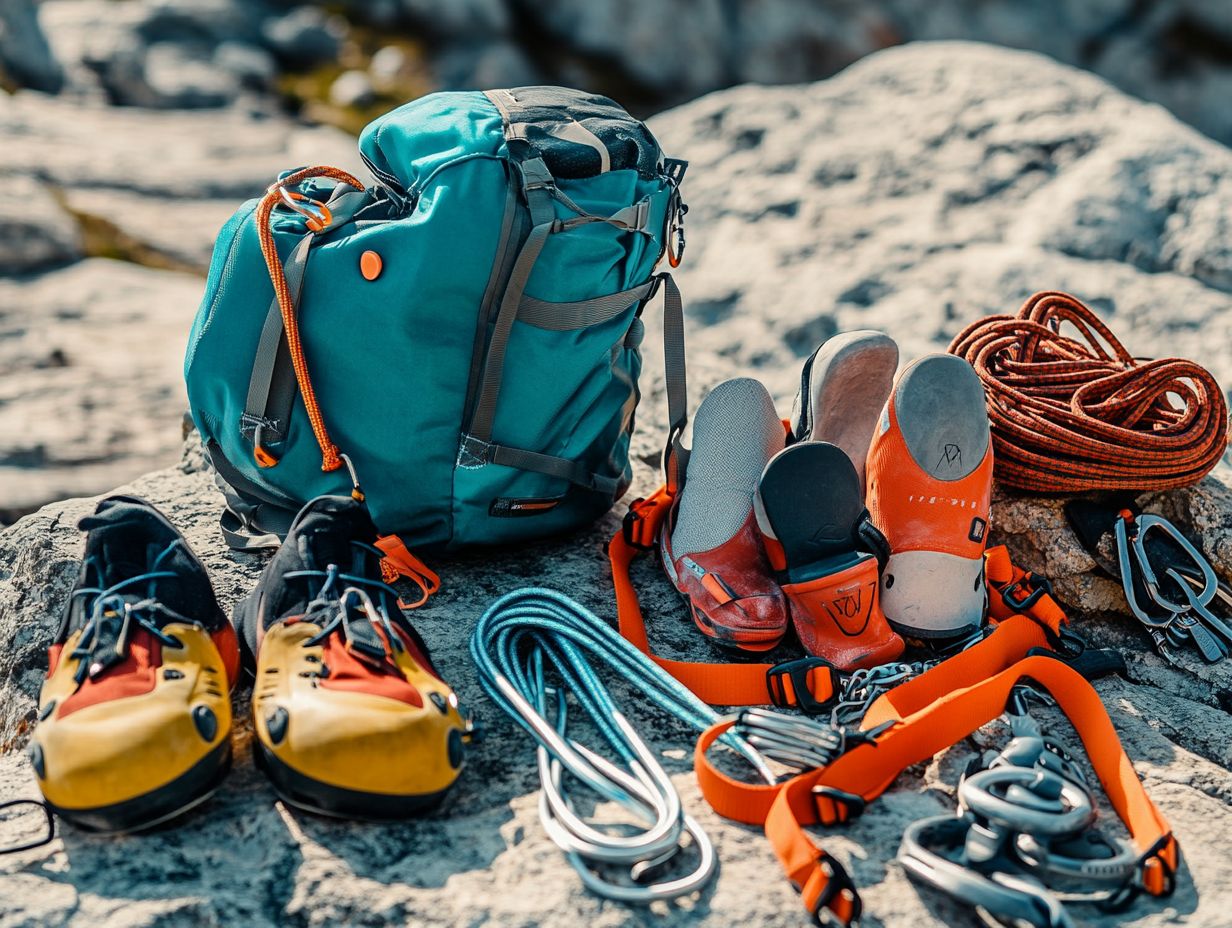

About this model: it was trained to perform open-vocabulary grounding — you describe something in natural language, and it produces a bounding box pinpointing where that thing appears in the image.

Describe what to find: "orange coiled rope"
[949,290,1229,493]
[256,165,366,472]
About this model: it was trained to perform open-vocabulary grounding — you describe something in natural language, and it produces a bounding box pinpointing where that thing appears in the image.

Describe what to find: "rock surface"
[9,0,1232,147]
[0,91,363,522]
[3,43,1232,927]
[0,175,82,273]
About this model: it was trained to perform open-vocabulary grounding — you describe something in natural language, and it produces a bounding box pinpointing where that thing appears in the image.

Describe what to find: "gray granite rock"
[140,42,241,109]
[212,40,278,91]
[399,0,509,35]
[0,0,63,92]
[0,93,365,520]
[38,0,265,108]
[0,91,363,201]
[2,42,1232,927]
[260,6,343,68]
[0,259,201,524]
[0,174,82,273]
[328,68,374,108]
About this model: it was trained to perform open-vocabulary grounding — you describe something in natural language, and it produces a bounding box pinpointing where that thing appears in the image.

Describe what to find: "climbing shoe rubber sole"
[44,739,232,834]
[254,741,451,821]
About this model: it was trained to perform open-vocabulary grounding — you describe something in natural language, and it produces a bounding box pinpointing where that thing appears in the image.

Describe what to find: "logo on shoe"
[830,590,861,619]
[823,583,872,635]
[937,443,963,471]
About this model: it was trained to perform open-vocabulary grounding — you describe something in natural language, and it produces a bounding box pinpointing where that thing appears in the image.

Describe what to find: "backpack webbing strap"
[467,155,557,446]
[659,273,689,484]
[692,557,1179,926]
[242,231,312,458]
[461,271,688,496]
[457,440,622,496]
[517,279,656,330]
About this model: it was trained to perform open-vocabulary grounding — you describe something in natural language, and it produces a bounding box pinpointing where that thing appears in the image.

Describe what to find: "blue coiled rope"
[469,587,773,902]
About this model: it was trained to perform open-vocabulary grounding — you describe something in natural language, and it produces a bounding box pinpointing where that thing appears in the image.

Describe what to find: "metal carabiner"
[1131,514,1218,613]
[1115,514,1173,629]
[275,187,334,232]
[1171,567,1232,645]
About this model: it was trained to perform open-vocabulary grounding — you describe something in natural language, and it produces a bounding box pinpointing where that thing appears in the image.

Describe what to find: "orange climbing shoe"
[235,496,469,819]
[755,442,904,670]
[30,496,240,832]
[661,378,789,651]
[866,354,994,640]
[790,329,899,493]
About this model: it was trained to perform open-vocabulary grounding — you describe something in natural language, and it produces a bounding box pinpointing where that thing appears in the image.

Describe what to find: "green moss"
[52,190,204,275]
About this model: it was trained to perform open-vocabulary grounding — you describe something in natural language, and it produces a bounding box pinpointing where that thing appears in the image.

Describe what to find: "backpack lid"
[358,86,665,196]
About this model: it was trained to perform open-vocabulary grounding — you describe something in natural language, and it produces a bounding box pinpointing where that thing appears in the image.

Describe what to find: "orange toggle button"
[360,250,383,281]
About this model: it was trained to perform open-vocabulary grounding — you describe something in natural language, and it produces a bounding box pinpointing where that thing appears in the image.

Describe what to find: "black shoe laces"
[285,540,416,667]
[67,540,192,684]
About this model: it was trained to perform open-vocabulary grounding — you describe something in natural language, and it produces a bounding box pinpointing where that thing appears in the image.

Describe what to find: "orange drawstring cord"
[256,165,366,472]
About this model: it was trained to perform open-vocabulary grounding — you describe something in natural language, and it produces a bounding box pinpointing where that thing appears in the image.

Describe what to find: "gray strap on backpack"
[240,232,313,452]
[240,188,370,458]
[660,272,689,462]
[517,279,656,330]
[466,155,558,446]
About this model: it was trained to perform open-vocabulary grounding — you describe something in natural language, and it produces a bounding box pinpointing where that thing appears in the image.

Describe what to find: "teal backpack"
[185,87,689,555]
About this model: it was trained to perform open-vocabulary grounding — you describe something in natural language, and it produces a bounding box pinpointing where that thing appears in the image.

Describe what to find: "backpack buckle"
[766,657,839,716]
[518,156,555,192]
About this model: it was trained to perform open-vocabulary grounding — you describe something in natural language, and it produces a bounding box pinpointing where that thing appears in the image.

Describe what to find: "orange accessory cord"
[691,547,1179,925]
[949,290,1228,493]
[256,165,367,473]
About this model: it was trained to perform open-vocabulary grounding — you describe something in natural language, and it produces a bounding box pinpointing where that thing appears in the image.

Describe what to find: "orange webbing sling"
[611,484,841,711]
[693,547,1179,925]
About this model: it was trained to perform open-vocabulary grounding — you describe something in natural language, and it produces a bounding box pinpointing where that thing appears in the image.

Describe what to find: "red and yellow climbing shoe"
[661,378,789,651]
[866,354,994,640]
[234,496,469,819]
[30,496,240,832]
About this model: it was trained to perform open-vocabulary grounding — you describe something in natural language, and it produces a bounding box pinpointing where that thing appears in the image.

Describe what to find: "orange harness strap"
[693,558,1179,925]
[610,485,840,710]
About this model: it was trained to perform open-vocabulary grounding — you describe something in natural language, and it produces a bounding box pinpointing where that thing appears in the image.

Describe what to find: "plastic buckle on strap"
[1101,835,1177,912]
[812,785,867,823]
[1001,573,1054,612]
[767,657,839,716]
[621,499,657,550]
[809,852,863,927]
[1138,835,1178,898]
